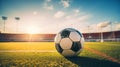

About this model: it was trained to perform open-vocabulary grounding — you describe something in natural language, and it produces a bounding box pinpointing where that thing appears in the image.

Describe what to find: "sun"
[26,26,39,34]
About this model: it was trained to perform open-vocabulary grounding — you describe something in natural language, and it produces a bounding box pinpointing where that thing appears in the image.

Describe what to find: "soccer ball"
[54,28,84,57]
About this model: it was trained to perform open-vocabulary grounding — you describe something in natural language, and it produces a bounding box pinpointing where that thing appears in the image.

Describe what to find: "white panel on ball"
[62,50,75,57]
[69,32,81,41]
[60,38,72,49]
[55,34,61,43]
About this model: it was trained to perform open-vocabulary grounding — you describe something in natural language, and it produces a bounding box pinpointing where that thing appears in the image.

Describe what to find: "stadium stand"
[0,33,55,42]
[83,31,120,42]
[0,31,120,42]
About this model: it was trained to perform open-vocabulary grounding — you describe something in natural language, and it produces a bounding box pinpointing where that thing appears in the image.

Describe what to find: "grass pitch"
[0,42,120,67]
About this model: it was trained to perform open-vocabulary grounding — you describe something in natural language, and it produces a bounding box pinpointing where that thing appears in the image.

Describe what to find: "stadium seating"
[0,31,120,42]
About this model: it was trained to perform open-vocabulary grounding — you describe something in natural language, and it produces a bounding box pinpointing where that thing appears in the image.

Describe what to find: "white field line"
[0,50,56,52]
[85,47,120,64]
[104,44,120,46]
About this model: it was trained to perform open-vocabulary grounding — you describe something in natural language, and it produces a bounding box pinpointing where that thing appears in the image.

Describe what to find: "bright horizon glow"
[26,26,40,34]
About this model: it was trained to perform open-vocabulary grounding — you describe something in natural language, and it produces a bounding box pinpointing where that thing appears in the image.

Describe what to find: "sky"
[0,0,120,34]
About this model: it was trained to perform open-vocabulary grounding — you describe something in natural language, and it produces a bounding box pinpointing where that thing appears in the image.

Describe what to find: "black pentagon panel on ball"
[71,42,82,52]
[76,30,82,37]
[55,44,63,53]
[60,29,71,38]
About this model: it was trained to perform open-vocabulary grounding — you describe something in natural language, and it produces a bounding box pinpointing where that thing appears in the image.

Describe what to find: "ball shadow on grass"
[65,56,120,67]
